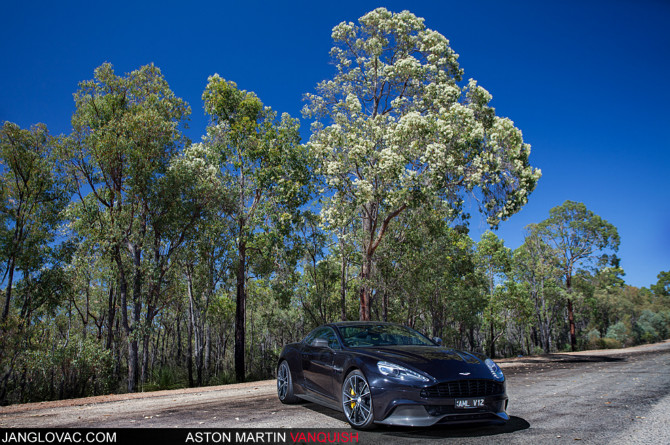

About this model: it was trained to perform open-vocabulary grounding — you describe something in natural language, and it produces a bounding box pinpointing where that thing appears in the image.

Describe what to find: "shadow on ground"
[516,354,625,364]
[373,416,530,439]
[302,402,530,439]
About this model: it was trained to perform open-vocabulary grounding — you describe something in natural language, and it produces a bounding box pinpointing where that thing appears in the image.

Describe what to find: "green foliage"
[305,7,540,320]
[143,366,188,392]
[651,271,670,307]
[1,14,669,407]
[634,310,670,344]
[583,328,621,350]
[11,333,114,403]
[0,122,71,321]
[536,200,620,271]
[605,321,630,343]
[200,74,312,382]
[533,200,620,350]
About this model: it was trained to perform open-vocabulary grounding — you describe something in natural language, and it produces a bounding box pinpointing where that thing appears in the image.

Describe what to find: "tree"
[200,75,311,382]
[535,200,620,351]
[0,122,72,403]
[1,122,70,323]
[513,226,563,353]
[574,256,627,342]
[476,231,511,358]
[304,8,541,320]
[65,63,192,392]
[651,271,670,307]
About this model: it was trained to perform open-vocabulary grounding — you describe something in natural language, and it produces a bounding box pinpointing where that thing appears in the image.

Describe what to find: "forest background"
[1,2,669,405]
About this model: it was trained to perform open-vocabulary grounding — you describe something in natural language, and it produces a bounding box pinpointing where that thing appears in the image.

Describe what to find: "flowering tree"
[304,8,541,320]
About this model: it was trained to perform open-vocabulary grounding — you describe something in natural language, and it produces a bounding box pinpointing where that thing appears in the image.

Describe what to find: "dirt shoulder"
[496,339,670,368]
[0,379,274,414]
[2,339,668,415]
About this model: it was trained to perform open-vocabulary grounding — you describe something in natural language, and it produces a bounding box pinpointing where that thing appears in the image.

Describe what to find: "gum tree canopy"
[535,200,620,351]
[304,8,541,320]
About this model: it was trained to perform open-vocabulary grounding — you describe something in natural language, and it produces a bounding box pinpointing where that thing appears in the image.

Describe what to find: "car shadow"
[301,402,530,438]
[373,416,530,439]
[301,402,349,423]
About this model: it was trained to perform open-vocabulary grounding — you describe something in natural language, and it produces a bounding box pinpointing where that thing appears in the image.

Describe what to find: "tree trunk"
[340,247,347,321]
[234,242,246,382]
[2,258,16,322]
[176,314,182,365]
[127,339,139,393]
[115,251,138,394]
[122,243,143,394]
[106,286,116,350]
[359,254,372,321]
[567,297,576,351]
[141,334,150,385]
[489,319,496,359]
[204,326,211,383]
[566,274,577,351]
[187,309,194,387]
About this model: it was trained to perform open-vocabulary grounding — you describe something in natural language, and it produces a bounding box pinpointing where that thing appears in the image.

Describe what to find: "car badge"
[459,372,471,376]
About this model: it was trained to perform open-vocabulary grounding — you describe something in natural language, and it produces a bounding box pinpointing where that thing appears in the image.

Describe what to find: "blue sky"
[1,0,668,288]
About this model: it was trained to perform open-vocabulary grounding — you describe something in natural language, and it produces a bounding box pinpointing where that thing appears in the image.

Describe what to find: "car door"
[301,327,341,399]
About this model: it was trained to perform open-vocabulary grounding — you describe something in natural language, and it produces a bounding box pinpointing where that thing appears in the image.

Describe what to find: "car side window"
[306,327,341,350]
[303,328,320,346]
[323,328,341,350]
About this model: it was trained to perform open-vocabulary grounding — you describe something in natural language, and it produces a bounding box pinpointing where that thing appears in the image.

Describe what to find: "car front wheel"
[342,370,375,429]
[277,360,299,404]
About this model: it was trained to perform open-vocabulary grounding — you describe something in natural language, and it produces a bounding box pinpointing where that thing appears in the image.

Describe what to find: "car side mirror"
[312,338,329,348]
[432,337,443,346]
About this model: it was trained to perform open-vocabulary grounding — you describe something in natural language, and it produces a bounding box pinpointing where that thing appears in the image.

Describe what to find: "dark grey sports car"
[276,321,509,429]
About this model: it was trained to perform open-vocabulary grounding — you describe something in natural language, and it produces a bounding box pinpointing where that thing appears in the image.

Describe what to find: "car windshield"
[336,324,435,348]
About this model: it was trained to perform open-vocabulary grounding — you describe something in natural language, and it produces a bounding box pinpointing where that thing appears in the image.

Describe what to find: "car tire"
[342,370,376,430]
[277,360,300,404]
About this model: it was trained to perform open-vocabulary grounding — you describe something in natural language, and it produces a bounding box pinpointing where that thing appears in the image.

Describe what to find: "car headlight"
[377,361,430,382]
[485,358,505,381]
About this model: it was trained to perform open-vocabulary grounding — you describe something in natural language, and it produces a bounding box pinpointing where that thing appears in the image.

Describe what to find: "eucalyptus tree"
[535,200,620,351]
[573,258,627,342]
[651,271,670,307]
[297,211,341,325]
[0,122,71,404]
[170,170,234,387]
[304,8,541,320]
[199,75,311,382]
[0,122,70,323]
[64,63,192,392]
[475,231,512,358]
[513,226,563,353]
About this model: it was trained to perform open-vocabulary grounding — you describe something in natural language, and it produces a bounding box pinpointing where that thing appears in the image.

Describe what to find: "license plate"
[455,398,485,409]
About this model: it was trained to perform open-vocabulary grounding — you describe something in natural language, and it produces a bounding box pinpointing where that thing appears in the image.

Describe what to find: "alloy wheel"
[277,361,290,400]
[342,372,373,427]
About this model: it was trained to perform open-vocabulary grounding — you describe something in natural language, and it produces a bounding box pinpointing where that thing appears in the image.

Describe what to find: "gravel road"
[2,341,669,444]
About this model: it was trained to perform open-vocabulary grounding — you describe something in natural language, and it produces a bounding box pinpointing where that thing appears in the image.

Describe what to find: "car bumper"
[376,396,509,426]
[369,380,508,427]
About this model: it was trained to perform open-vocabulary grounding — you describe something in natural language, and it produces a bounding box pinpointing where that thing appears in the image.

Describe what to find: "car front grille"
[420,379,504,398]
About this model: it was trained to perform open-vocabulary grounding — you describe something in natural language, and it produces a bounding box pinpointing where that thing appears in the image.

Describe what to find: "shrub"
[634,310,665,344]
[605,321,628,343]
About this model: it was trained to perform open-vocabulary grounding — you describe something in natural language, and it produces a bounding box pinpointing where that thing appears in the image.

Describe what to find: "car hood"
[357,345,497,381]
